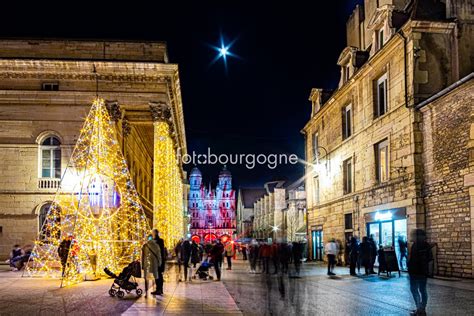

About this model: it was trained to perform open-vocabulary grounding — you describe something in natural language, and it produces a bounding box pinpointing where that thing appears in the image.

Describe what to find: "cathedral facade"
[188,166,236,243]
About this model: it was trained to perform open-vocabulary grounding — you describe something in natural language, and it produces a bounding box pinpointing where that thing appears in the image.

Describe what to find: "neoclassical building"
[188,167,236,243]
[0,39,187,257]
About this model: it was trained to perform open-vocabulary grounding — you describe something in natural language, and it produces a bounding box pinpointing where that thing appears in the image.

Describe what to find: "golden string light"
[25,98,150,286]
[153,121,185,250]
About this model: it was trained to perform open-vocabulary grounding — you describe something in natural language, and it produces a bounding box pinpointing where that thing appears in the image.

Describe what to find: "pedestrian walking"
[408,229,433,316]
[292,241,303,277]
[191,240,200,268]
[141,234,162,297]
[248,241,259,273]
[398,235,408,270]
[359,236,373,275]
[271,242,279,274]
[259,242,272,274]
[58,236,72,276]
[224,241,235,270]
[279,242,290,274]
[210,240,224,280]
[174,239,183,281]
[241,244,248,260]
[152,229,166,295]
[369,235,378,274]
[325,238,339,275]
[181,239,191,282]
[349,236,359,276]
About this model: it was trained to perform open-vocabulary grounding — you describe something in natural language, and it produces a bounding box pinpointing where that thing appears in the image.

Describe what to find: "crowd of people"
[247,240,306,277]
[7,227,433,315]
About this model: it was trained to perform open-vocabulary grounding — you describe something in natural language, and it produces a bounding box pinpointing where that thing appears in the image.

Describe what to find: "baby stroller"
[104,261,143,299]
[194,258,214,280]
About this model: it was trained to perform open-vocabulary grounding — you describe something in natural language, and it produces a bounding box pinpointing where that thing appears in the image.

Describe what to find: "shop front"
[365,207,408,267]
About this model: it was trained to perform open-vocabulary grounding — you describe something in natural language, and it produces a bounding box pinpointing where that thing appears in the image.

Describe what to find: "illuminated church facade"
[188,166,236,243]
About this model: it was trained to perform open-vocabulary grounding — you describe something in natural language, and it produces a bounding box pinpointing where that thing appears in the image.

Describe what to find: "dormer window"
[367,5,397,56]
[376,28,385,51]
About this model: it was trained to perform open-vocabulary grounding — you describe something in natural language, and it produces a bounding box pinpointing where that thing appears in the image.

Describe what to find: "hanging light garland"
[25,98,150,287]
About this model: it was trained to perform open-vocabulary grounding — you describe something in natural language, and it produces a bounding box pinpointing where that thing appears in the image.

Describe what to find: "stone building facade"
[0,39,187,258]
[303,0,474,277]
[282,180,307,242]
[236,187,266,239]
[253,181,286,240]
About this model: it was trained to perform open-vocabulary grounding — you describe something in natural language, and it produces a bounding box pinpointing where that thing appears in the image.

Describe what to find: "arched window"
[40,136,61,178]
[38,203,60,240]
[38,203,50,232]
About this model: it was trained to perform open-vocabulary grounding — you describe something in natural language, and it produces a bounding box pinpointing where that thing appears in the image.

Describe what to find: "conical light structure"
[25,98,150,286]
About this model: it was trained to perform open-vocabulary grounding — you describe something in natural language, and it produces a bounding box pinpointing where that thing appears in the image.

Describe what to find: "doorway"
[311,230,324,261]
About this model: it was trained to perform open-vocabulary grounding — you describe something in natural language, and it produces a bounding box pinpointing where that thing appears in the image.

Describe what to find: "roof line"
[415,72,473,110]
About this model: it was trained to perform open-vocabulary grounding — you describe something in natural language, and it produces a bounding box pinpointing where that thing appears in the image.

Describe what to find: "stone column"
[150,101,184,250]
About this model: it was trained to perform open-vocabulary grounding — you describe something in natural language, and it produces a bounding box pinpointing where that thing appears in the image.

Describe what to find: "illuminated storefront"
[365,208,407,259]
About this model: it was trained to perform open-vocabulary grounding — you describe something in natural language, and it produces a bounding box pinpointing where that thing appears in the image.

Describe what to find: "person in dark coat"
[248,241,259,273]
[210,240,224,280]
[377,244,387,275]
[359,237,373,275]
[408,229,433,316]
[241,244,248,260]
[278,242,290,274]
[349,237,359,276]
[181,239,191,281]
[152,229,166,295]
[58,236,72,277]
[292,242,303,277]
[368,235,377,274]
[191,240,200,267]
[174,239,183,280]
[398,236,408,270]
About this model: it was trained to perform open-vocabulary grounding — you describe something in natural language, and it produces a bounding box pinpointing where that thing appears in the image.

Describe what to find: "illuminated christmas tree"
[25,98,150,286]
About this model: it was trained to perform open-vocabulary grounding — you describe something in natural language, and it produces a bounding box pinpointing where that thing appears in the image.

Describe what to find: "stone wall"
[420,79,474,278]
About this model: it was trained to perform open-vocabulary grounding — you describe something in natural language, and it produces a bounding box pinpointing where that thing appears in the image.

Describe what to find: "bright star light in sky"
[208,33,240,73]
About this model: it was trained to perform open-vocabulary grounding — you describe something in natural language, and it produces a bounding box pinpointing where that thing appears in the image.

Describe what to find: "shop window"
[374,73,388,118]
[375,139,389,183]
[344,213,353,230]
[342,104,352,140]
[343,158,353,194]
[40,136,61,178]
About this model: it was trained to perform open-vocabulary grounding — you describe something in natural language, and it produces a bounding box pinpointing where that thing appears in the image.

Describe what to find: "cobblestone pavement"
[0,263,241,315]
[222,259,474,316]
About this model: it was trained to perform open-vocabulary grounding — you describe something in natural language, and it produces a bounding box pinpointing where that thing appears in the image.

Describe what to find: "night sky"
[0,1,364,188]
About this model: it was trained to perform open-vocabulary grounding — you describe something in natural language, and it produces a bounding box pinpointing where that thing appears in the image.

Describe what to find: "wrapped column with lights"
[151,102,185,250]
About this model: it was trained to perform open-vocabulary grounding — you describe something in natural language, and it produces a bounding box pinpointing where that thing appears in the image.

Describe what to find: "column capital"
[149,101,172,122]
[105,100,122,122]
